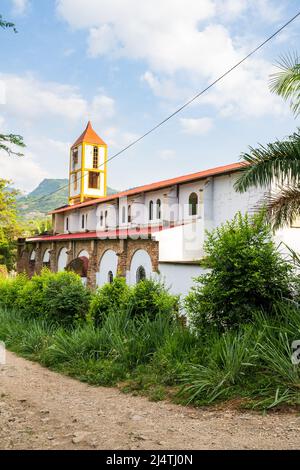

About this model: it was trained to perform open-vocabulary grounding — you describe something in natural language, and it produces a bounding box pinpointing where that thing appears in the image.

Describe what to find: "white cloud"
[11,0,29,15]
[0,73,115,125]
[0,152,48,192]
[159,149,176,161]
[141,71,190,101]
[56,0,285,119]
[180,117,213,136]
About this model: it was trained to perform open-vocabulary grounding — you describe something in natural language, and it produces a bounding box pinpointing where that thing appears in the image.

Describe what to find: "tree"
[235,53,300,229]
[0,14,17,33]
[0,133,25,157]
[185,212,293,332]
[0,13,25,157]
[0,179,22,270]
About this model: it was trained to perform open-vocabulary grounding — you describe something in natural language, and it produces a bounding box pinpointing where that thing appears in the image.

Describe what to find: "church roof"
[50,162,245,215]
[71,121,106,148]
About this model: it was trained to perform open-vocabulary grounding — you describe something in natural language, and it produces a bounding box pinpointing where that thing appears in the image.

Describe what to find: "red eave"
[51,162,245,215]
[26,226,165,243]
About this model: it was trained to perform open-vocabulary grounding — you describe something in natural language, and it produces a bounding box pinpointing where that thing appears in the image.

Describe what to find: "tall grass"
[1,304,300,409]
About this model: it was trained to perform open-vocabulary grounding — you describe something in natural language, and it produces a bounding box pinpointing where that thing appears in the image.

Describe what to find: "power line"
[30,10,300,206]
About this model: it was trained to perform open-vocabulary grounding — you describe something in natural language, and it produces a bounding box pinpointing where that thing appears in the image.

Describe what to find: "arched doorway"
[42,249,51,268]
[129,249,153,285]
[57,247,68,272]
[97,249,118,287]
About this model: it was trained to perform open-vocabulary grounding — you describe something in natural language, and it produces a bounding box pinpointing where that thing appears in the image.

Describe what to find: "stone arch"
[57,247,68,272]
[97,249,118,287]
[77,249,90,259]
[128,249,153,285]
[42,248,51,268]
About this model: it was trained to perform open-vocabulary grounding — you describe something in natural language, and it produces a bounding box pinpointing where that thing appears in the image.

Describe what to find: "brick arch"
[97,249,119,287]
[57,247,69,272]
[126,239,159,273]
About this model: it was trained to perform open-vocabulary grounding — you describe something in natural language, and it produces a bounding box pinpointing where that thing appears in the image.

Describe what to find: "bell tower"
[69,121,107,205]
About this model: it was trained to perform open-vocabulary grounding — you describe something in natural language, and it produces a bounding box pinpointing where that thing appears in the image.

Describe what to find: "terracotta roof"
[51,162,245,215]
[71,121,106,149]
[26,226,164,243]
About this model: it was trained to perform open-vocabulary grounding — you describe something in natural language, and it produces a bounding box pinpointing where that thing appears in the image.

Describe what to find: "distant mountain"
[17,179,118,219]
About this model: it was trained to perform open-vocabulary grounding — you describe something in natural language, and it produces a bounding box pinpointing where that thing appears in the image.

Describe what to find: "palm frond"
[269,51,300,116]
[234,130,300,193]
[259,184,300,230]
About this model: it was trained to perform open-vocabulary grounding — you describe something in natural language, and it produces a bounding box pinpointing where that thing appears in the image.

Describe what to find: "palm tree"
[235,53,300,230]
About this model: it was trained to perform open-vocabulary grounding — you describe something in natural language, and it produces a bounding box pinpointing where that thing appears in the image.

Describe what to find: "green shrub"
[129,279,178,321]
[185,211,293,332]
[14,269,90,325]
[89,277,131,326]
[0,274,28,309]
[43,271,91,325]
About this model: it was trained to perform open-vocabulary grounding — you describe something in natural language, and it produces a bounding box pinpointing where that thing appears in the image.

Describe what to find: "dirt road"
[0,351,299,449]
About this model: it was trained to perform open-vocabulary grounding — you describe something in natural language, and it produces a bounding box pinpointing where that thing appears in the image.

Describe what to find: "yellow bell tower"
[68,121,107,205]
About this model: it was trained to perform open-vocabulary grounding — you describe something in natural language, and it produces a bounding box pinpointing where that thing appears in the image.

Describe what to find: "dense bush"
[90,277,178,325]
[129,279,179,321]
[185,212,294,331]
[0,274,28,309]
[2,270,91,326]
[89,277,131,326]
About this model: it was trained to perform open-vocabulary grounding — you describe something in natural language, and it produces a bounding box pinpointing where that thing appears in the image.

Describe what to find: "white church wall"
[96,250,118,287]
[153,219,204,262]
[179,180,204,222]
[212,172,266,228]
[57,247,68,272]
[127,249,154,285]
[144,189,166,225]
[158,262,205,298]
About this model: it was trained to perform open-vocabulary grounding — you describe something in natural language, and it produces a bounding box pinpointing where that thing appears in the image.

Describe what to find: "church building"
[17,122,300,298]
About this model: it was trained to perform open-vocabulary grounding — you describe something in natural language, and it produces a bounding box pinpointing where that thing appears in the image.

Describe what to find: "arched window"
[93,146,98,168]
[66,217,69,232]
[136,265,146,283]
[156,199,161,220]
[149,200,153,220]
[122,206,126,224]
[107,271,114,284]
[189,192,198,216]
[128,205,132,223]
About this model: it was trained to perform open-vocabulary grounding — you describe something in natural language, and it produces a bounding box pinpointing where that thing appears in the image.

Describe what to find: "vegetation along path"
[0,351,299,450]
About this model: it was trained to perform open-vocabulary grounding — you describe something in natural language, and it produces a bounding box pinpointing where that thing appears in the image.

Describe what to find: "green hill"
[17,179,118,219]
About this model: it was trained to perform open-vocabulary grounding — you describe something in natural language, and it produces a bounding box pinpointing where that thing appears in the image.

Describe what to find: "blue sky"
[0,0,299,193]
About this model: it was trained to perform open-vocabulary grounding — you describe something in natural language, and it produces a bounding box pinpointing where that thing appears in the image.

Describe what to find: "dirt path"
[0,351,299,450]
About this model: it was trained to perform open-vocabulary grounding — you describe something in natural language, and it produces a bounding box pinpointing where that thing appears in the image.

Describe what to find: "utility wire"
[28,10,300,207]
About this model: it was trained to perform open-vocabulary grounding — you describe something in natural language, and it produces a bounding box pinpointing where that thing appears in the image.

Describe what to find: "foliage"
[0,14,17,33]
[7,270,91,325]
[129,278,179,321]
[0,179,23,270]
[1,302,300,409]
[89,277,131,326]
[0,133,25,157]
[43,271,91,325]
[0,274,28,309]
[0,265,8,278]
[269,52,300,117]
[235,52,300,229]
[185,212,293,331]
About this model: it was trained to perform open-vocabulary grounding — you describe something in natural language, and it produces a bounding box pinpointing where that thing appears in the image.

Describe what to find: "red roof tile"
[51,162,245,215]
[71,121,106,149]
[26,226,165,243]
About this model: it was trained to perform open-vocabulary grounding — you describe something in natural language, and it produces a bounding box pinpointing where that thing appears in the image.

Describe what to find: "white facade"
[53,166,300,298]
